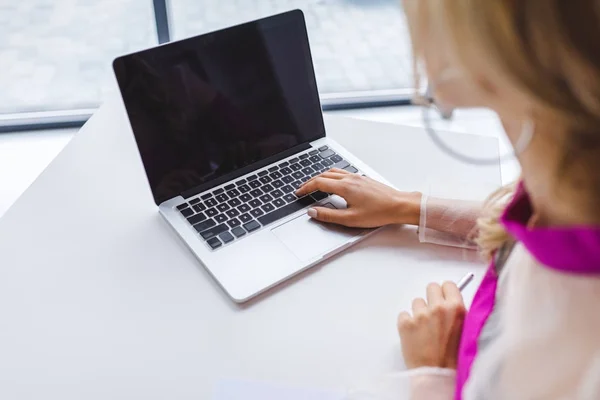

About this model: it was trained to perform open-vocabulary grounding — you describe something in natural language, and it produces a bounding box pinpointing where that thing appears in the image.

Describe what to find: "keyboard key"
[273,198,286,208]
[206,208,218,217]
[214,188,224,195]
[282,185,294,194]
[333,160,350,170]
[180,207,194,217]
[207,237,222,249]
[282,175,294,184]
[201,193,213,200]
[290,163,302,171]
[300,159,311,167]
[258,170,269,176]
[344,166,359,173]
[225,184,236,191]
[235,179,247,186]
[330,154,343,163]
[289,157,299,163]
[219,231,235,243]
[261,203,275,213]
[239,213,253,223]
[226,209,240,218]
[278,161,289,168]
[312,162,324,171]
[262,184,274,192]
[311,191,329,201]
[260,194,274,203]
[231,227,247,238]
[228,198,242,207]
[310,173,319,178]
[227,218,241,228]
[309,150,318,156]
[270,188,284,198]
[268,166,278,172]
[240,193,252,202]
[318,145,328,151]
[217,203,230,212]
[320,149,336,158]
[301,167,313,175]
[283,194,297,203]
[215,194,229,202]
[300,176,310,183]
[238,184,251,193]
[192,203,206,213]
[250,188,263,198]
[215,214,228,223]
[205,198,218,207]
[300,153,309,160]
[272,179,284,188]
[259,176,272,184]
[292,171,304,180]
[249,199,262,208]
[309,155,321,163]
[258,196,316,226]
[194,219,216,233]
[189,198,201,205]
[249,180,261,189]
[177,203,189,211]
[187,212,207,225]
[280,167,292,175]
[270,171,283,179]
[238,204,251,213]
[291,181,302,189]
[243,220,261,232]
[247,174,258,181]
[321,158,334,167]
[250,208,264,218]
[227,189,240,198]
[200,223,228,240]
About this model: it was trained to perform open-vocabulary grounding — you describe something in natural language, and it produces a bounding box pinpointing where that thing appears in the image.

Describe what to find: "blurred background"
[0,0,413,124]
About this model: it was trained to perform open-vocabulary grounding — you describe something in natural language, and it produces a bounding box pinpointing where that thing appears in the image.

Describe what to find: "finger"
[307,206,353,225]
[426,282,444,307]
[441,281,464,305]
[302,171,348,187]
[397,311,413,333]
[295,177,347,197]
[328,168,352,174]
[411,298,427,315]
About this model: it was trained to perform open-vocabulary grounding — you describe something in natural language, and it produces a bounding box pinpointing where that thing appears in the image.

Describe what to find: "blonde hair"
[407,0,600,260]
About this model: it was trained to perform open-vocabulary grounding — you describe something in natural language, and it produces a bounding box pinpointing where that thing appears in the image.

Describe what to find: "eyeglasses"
[414,87,534,166]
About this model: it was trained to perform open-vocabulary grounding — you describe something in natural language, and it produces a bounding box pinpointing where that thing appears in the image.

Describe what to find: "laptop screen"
[113,10,325,205]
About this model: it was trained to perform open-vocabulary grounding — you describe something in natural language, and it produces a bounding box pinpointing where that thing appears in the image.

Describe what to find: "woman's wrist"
[393,191,422,226]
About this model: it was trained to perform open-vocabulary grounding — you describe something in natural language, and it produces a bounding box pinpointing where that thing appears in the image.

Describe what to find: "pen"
[457,272,475,292]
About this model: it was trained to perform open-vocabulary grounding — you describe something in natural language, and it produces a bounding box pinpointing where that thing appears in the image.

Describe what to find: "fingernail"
[307,208,317,218]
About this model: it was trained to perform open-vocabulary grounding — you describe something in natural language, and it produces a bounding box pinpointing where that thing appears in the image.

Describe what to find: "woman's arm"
[295,169,482,249]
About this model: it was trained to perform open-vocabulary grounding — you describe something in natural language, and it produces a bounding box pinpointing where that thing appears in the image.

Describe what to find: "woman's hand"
[397,282,466,370]
[295,169,422,228]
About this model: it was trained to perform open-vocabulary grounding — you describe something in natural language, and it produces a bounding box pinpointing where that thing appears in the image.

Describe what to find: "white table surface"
[0,97,500,399]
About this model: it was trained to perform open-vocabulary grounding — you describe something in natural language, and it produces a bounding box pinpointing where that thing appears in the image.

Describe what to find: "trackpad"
[271,203,363,262]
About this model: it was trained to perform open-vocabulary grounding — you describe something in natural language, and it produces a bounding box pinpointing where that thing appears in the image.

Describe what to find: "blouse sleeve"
[418,195,482,249]
[344,368,456,400]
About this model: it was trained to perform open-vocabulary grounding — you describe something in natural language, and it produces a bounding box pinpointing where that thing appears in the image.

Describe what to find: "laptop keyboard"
[176,146,359,250]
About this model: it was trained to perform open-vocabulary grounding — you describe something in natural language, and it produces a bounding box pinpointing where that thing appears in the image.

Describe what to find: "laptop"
[113,10,391,303]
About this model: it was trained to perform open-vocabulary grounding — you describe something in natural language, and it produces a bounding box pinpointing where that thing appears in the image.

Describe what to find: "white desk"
[0,98,500,399]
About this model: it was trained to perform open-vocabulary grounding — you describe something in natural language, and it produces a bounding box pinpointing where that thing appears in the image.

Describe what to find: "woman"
[296,1,600,398]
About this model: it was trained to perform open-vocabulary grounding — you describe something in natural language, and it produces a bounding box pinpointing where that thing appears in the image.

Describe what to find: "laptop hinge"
[180,142,312,200]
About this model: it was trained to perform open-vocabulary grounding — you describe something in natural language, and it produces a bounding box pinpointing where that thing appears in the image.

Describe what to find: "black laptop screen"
[113,11,325,205]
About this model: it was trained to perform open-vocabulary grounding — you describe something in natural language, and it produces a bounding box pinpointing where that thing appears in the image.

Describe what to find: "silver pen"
[457,272,475,292]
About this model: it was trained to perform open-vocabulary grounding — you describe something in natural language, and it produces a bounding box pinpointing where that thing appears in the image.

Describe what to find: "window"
[1,0,413,129]
[0,1,156,114]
